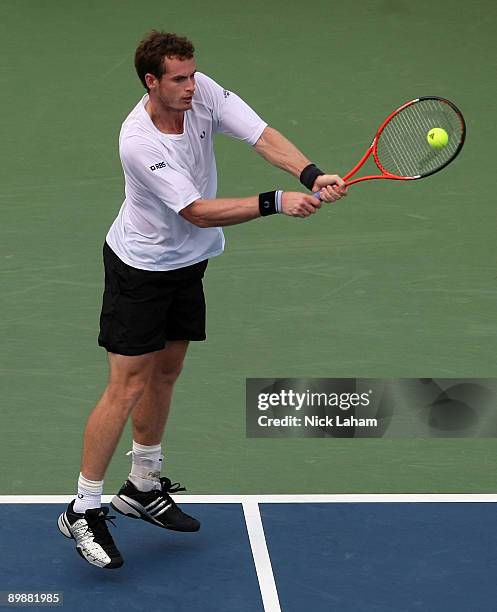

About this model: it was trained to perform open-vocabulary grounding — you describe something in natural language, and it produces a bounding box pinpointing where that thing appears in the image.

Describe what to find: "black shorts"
[98,242,208,356]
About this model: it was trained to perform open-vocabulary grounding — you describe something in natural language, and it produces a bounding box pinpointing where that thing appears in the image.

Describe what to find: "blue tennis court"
[0,497,495,611]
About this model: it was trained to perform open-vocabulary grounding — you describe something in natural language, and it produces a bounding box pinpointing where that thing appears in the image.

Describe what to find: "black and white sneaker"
[57,500,123,569]
[111,477,200,532]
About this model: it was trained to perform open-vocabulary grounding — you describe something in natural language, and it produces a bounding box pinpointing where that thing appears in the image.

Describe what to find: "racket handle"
[313,182,352,199]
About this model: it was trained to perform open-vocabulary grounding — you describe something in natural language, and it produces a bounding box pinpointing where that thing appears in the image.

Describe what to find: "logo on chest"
[149,161,167,171]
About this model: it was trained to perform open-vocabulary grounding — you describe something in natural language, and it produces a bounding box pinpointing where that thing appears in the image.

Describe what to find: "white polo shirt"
[106,72,267,271]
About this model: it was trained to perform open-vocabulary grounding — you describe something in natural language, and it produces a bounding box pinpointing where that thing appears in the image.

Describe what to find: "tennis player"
[58,30,347,569]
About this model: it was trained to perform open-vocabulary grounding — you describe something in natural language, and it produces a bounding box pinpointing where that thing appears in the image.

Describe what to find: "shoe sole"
[110,494,200,532]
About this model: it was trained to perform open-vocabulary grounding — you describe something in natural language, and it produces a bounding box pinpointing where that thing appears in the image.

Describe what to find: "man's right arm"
[179,192,322,228]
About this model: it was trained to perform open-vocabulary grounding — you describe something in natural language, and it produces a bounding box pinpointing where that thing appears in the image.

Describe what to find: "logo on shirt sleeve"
[223,89,230,99]
[149,161,167,171]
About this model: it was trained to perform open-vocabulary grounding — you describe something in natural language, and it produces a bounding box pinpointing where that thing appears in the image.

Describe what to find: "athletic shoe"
[110,477,200,532]
[57,500,123,569]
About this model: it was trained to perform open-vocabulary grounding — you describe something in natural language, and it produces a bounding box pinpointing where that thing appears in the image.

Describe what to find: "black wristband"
[259,191,277,216]
[300,163,325,190]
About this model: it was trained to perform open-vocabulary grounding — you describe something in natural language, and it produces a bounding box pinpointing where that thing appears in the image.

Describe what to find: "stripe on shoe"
[151,502,173,518]
[118,495,166,524]
[145,497,166,512]
[147,499,171,515]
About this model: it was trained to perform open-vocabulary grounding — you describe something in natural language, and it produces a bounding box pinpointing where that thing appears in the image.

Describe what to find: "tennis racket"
[314,96,466,196]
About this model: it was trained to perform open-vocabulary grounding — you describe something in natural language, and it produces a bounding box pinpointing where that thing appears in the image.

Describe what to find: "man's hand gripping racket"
[313,96,466,201]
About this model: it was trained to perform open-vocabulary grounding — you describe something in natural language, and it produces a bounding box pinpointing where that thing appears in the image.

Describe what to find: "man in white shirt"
[58,30,347,569]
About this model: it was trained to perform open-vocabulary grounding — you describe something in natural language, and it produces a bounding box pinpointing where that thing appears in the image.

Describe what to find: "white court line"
[242,501,281,612]
[0,494,497,504]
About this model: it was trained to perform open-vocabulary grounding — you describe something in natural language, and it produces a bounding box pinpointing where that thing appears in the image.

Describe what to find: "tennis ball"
[427,127,449,149]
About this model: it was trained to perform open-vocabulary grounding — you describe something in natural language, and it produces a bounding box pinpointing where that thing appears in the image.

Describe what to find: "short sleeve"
[196,73,267,145]
[120,136,201,213]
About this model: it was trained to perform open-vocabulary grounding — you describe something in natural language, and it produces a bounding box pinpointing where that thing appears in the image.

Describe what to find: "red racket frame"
[342,96,466,186]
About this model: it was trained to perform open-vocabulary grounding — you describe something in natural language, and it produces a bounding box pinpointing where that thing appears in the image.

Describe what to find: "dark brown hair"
[134,30,195,91]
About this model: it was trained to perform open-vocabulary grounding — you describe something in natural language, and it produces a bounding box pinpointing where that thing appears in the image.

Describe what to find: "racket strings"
[375,99,464,178]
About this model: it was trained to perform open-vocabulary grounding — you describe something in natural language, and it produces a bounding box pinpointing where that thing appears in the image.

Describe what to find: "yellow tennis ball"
[427,127,449,149]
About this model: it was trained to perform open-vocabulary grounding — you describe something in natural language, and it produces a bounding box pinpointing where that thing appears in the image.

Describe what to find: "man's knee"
[152,342,188,386]
[154,361,184,386]
[106,352,154,409]
[107,376,148,406]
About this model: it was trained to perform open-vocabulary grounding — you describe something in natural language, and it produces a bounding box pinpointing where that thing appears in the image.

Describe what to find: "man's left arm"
[253,126,347,203]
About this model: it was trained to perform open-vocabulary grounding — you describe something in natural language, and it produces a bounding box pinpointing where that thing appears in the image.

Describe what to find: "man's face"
[147,56,196,111]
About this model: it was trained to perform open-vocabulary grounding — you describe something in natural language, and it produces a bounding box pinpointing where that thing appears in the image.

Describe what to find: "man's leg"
[131,340,189,446]
[81,351,156,481]
[58,350,156,569]
[110,340,200,531]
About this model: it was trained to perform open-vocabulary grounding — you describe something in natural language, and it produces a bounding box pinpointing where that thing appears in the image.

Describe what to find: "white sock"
[128,441,163,492]
[73,473,103,514]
